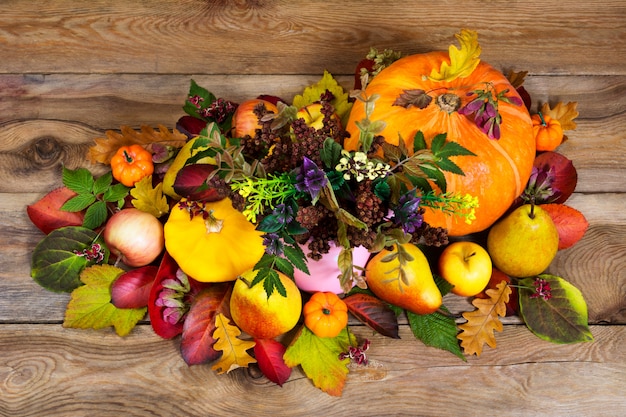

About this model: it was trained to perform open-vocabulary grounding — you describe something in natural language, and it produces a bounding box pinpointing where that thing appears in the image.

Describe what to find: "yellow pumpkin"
[345,51,536,236]
[164,197,265,282]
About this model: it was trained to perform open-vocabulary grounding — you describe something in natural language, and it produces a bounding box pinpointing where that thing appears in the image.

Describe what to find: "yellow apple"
[230,269,302,339]
[295,103,339,130]
[438,241,492,297]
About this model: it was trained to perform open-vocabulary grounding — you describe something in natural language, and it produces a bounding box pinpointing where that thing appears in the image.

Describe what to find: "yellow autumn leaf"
[87,124,188,165]
[457,281,512,356]
[130,176,169,218]
[541,101,579,131]
[429,29,481,82]
[211,313,256,374]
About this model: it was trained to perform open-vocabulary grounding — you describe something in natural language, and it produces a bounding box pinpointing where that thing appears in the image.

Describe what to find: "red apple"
[232,98,278,138]
[438,241,492,297]
[104,208,164,267]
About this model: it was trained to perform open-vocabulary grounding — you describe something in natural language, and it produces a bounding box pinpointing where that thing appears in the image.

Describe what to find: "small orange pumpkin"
[532,112,563,151]
[303,291,348,338]
[345,51,536,236]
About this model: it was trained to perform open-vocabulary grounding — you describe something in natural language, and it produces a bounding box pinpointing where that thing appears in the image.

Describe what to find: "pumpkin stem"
[204,209,224,234]
[537,111,547,127]
[436,93,461,113]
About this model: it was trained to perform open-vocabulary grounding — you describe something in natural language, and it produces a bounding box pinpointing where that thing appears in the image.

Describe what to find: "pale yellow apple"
[438,241,492,297]
[296,103,339,130]
[230,269,302,339]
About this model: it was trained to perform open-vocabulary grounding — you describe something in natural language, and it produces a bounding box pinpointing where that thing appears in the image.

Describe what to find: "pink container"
[293,242,371,294]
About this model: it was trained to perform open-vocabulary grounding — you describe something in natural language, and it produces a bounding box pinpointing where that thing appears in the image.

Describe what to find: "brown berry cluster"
[355,180,386,226]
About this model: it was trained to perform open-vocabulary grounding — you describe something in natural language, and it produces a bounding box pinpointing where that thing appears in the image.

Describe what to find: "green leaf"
[430,133,447,154]
[83,200,108,230]
[251,268,286,299]
[419,164,447,193]
[63,264,146,336]
[284,326,355,396]
[92,172,113,196]
[320,137,344,170]
[183,79,216,118]
[407,308,465,361]
[283,244,309,274]
[102,183,129,203]
[434,158,464,176]
[31,226,107,292]
[257,214,284,233]
[435,141,476,159]
[61,193,96,212]
[273,256,295,279]
[413,130,427,152]
[62,166,94,195]
[519,274,594,344]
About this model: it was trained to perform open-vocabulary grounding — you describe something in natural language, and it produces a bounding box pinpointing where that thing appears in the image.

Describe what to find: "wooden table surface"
[1,1,624,416]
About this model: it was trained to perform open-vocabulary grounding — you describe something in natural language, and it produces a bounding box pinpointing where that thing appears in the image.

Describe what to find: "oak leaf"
[429,29,481,82]
[541,102,579,131]
[457,281,512,356]
[506,70,528,89]
[87,124,188,165]
[211,313,256,374]
[130,176,169,218]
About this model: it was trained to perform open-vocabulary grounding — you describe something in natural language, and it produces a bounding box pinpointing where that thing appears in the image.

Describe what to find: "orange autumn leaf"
[541,204,589,250]
[457,281,512,356]
[506,70,528,89]
[541,102,579,131]
[87,124,188,165]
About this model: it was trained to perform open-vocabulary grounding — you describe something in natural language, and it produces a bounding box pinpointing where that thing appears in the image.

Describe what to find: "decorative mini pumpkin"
[164,197,265,282]
[345,51,536,236]
[110,144,154,187]
[303,291,349,338]
[532,112,564,151]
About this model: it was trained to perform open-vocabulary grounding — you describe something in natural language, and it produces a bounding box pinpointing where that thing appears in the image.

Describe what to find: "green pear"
[486,203,559,277]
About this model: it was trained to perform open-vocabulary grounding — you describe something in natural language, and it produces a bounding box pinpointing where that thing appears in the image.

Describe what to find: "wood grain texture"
[1,324,624,417]
[1,1,624,415]
[0,0,624,75]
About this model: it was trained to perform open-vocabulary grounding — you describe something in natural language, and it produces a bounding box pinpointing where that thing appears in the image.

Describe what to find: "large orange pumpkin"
[345,51,536,236]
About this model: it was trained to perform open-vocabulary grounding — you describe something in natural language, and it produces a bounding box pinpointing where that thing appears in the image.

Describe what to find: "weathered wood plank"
[0,0,624,76]
[1,324,624,416]
[1,192,624,324]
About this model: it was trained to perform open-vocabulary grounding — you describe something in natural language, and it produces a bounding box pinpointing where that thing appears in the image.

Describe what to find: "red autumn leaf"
[180,284,232,366]
[26,187,85,234]
[176,115,208,137]
[111,265,159,309]
[354,58,375,90]
[343,292,399,339]
[173,164,228,202]
[542,204,589,250]
[253,338,292,386]
[534,151,577,204]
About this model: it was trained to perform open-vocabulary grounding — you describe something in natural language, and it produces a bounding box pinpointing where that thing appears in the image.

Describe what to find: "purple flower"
[522,165,562,204]
[530,278,552,301]
[295,157,328,202]
[263,233,284,256]
[392,191,423,233]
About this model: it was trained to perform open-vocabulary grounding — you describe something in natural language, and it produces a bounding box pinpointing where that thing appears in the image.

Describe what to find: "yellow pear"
[487,203,559,277]
[365,243,441,315]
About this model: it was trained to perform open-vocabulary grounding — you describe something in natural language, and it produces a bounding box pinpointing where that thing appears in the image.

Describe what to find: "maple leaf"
[429,29,481,82]
[211,313,256,374]
[506,70,528,89]
[292,70,353,125]
[130,176,170,218]
[541,102,579,131]
[283,325,355,396]
[457,281,512,356]
[87,125,188,165]
[63,264,146,336]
